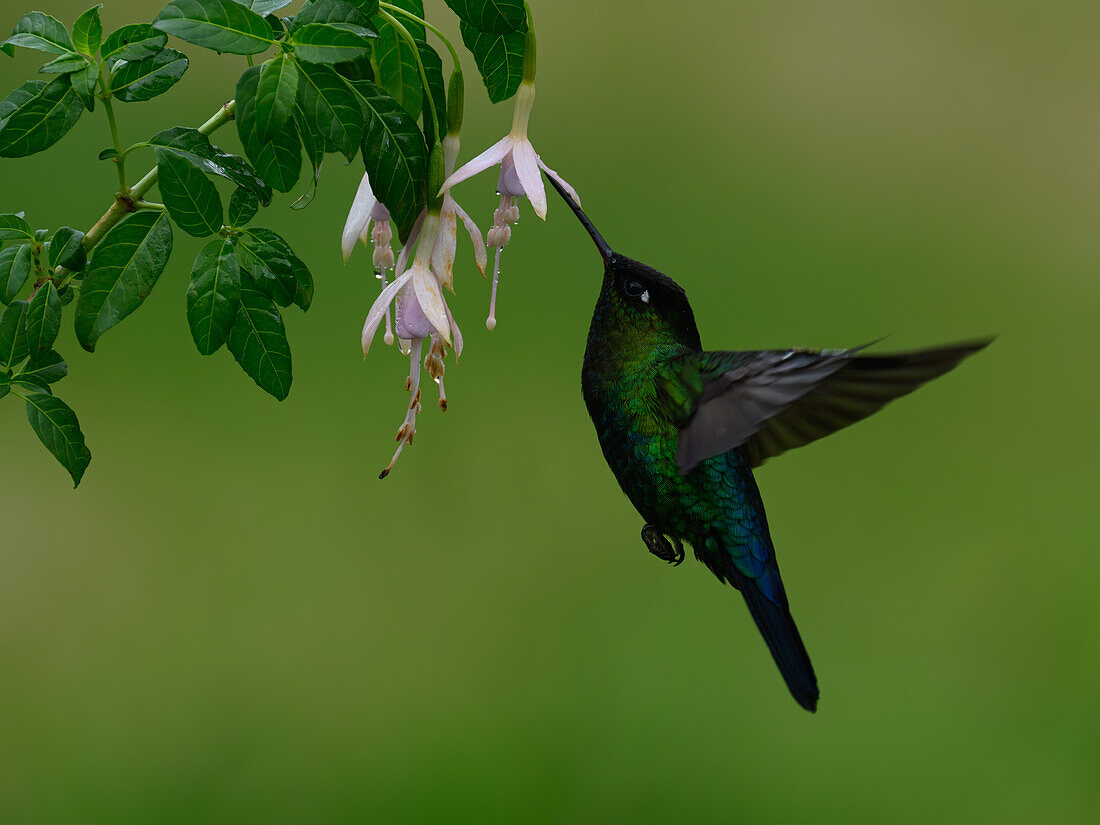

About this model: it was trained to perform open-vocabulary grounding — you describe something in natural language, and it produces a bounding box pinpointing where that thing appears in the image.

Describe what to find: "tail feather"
[732,569,819,712]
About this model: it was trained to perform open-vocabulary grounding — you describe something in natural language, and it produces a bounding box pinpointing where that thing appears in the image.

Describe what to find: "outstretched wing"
[658,340,991,474]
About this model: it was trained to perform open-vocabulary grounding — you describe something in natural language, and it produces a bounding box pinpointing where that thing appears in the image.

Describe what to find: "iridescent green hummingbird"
[546,176,990,712]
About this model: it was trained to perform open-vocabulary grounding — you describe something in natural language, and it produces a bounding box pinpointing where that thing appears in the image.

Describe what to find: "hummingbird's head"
[546,174,702,352]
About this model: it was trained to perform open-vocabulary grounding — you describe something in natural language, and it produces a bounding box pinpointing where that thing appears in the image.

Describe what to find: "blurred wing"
[662,341,991,473]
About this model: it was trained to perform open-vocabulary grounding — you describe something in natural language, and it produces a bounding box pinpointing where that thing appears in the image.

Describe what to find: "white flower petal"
[395,209,426,275]
[362,270,413,355]
[454,201,488,275]
[342,173,376,262]
[445,300,464,359]
[439,136,513,195]
[433,198,458,290]
[536,157,580,207]
[513,140,546,219]
[413,267,452,344]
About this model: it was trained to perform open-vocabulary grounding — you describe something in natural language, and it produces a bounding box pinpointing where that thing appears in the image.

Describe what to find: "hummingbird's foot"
[641,525,685,566]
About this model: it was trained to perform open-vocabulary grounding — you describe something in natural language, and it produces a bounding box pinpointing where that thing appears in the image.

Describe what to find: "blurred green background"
[2,1,1097,822]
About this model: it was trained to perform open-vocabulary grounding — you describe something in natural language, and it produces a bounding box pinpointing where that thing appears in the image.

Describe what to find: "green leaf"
[0,300,28,368]
[228,187,260,226]
[25,281,61,357]
[0,213,32,241]
[101,24,168,65]
[236,66,302,193]
[74,210,173,352]
[247,228,312,310]
[0,76,85,158]
[234,0,293,15]
[0,374,8,400]
[372,18,422,118]
[14,348,68,390]
[291,105,324,209]
[254,55,298,139]
[71,62,98,110]
[443,0,526,33]
[148,127,272,204]
[460,21,526,103]
[98,148,118,160]
[295,0,376,30]
[23,391,90,486]
[72,5,104,56]
[294,59,364,160]
[0,244,31,303]
[2,12,75,55]
[110,48,188,103]
[418,39,446,144]
[227,285,292,400]
[236,228,300,307]
[47,226,87,271]
[155,149,224,238]
[289,23,375,65]
[153,0,276,56]
[38,53,89,74]
[378,0,422,40]
[355,80,426,243]
[187,237,240,355]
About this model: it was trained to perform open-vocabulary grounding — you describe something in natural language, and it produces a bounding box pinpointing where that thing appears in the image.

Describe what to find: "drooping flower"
[432,133,487,291]
[439,80,578,330]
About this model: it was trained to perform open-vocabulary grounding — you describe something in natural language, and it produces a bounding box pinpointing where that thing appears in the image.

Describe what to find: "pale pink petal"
[432,198,458,290]
[512,140,546,219]
[536,157,580,207]
[444,300,464,358]
[395,284,432,340]
[342,173,376,262]
[413,267,451,344]
[362,270,413,355]
[439,136,513,195]
[454,201,487,275]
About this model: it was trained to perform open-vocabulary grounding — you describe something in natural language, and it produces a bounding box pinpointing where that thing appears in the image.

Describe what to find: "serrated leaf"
[0,76,84,158]
[25,281,61,356]
[23,391,90,485]
[38,52,89,74]
[233,0,293,15]
[72,5,104,56]
[0,213,32,241]
[3,11,75,55]
[294,0,375,30]
[227,285,292,400]
[460,21,525,103]
[110,48,188,103]
[290,23,375,64]
[228,187,260,225]
[443,0,526,33]
[155,149,224,238]
[71,62,98,110]
[153,0,275,56]
[101,24,168,65]
[0,300,29,368]
[74,210,173,352]
[14,348,67,390]
[294,59,364,160]
[47,226,87,271]
[236,65,302,193]
[187,237,240,355]
[254,55,298,139]
[0,244,31,303]
[148,127,272,204]
[355,80,426,243]
[372,18,421,118]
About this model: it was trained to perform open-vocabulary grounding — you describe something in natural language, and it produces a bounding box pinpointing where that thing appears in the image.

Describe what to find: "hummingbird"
[545,175,990,712]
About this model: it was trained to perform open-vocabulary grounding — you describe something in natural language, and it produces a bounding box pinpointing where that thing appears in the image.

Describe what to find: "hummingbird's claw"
[641,525,685,566]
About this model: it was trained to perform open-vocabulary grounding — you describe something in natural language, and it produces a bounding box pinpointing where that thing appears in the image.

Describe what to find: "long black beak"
[545,174,615,265]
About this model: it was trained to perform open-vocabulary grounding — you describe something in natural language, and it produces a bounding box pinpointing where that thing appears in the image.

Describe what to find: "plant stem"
[99,63,128,193]
[53,100,238,286]
[379,2,462,73]
[377,9,440,145]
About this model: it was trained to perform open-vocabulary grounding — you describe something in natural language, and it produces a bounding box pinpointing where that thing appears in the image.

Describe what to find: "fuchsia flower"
[439,80,578,329]
[343,173,397,344]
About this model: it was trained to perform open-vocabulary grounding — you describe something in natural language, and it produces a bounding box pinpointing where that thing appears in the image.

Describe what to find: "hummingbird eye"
[623,279,650,303]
